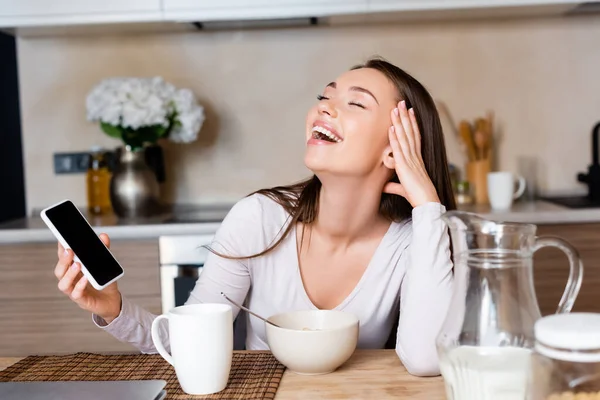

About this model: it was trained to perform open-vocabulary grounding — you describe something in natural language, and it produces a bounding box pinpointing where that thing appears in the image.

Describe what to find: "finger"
[396,101,416,157]
[99,233,110,248]
[391,107,412,161]
[383,182,407,198]
[57,263,81,295]
[57,242,71,258]
[409,108,422,159]
[55,249,74,280]
[71,275,89,301]
[389,126,407,168]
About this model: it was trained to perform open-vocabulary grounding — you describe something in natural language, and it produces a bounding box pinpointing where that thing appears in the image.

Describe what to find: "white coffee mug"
[487,171,527,210]
[151,304,233,395]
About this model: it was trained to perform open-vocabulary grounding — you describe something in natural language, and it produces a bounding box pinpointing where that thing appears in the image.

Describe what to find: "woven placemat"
[0,351,285,399]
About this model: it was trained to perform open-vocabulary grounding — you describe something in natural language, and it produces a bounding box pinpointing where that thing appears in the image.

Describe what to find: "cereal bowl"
[265,310,359,375]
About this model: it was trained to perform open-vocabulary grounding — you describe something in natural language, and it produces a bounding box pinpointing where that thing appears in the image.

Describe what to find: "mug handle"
[513,175,527,199]
[533,237,583,314]
[151,315,174,366]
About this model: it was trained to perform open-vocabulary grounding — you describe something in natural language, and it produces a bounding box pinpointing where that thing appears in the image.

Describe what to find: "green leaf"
[161,112,178,139]
[118,125,169,150]
[100,122,123,139]
[120,130,144,150]
[155,125,168,137]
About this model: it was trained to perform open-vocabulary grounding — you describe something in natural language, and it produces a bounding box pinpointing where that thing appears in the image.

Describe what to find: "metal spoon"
[220,292,280,328]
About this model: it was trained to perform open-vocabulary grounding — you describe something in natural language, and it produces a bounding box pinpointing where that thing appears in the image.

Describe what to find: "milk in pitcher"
[439,345,532,400]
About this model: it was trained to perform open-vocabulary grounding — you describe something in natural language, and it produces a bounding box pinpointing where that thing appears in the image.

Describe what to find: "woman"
[54,58,455,376]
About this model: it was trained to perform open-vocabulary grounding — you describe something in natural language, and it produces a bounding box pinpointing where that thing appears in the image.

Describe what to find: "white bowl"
[265,309,359,375]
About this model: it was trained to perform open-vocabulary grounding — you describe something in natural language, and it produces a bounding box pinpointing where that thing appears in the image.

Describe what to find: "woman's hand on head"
[383,100,441,207]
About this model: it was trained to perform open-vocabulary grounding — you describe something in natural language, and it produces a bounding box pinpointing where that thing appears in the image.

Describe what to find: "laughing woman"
[53,58,455,376]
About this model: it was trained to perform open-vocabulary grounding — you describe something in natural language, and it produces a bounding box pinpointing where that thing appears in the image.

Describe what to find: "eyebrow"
[325,81,379,105]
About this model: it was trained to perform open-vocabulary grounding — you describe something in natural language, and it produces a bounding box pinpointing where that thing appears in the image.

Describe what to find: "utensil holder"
[466,158,491,205]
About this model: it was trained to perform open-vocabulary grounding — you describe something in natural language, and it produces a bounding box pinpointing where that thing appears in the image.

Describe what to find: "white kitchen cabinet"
[0,0,162,28]
[0,0,587,33]
[163,0,368,22]
[367,0,580,13]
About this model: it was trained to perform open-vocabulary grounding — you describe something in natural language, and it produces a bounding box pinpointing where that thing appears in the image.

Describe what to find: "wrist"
[409,183,441,208]
[100,295,122,324]
[412,196,441,208]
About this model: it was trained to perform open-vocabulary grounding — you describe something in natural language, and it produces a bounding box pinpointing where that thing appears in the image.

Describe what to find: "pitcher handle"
[534,236,584,314]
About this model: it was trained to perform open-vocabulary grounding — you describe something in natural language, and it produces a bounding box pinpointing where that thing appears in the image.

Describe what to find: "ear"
[382,145,395,170]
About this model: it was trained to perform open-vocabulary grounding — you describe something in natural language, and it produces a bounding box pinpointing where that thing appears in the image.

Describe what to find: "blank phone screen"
[46,201,123,286]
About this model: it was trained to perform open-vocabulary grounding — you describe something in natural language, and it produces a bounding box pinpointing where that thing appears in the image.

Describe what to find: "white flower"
[86,77,204,144]
[169,88,205,144]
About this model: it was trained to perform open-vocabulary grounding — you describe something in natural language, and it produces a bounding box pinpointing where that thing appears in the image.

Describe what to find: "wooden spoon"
[474,130,487,161]
[459,120,477,161]
[485,110,494,161]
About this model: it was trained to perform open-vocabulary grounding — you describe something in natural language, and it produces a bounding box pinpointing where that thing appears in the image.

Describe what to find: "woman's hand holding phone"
[54,233,122,324]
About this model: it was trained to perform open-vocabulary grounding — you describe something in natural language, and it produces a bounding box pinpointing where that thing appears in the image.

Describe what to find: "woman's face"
[304,67,399,178]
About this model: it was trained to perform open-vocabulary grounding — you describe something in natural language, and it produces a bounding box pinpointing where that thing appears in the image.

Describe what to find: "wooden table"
[0,350,446,399]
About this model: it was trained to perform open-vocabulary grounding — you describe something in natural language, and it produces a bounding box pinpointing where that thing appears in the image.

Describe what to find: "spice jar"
[455,181,474,206]
[529,313,600,400]
[86,146,112,215]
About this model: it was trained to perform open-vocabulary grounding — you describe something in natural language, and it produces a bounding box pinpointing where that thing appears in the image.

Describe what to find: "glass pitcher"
[436,211,583,400]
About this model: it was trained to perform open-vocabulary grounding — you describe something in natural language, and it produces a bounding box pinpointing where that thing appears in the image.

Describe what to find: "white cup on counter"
[487,171,527,211]
[151,303,233,395]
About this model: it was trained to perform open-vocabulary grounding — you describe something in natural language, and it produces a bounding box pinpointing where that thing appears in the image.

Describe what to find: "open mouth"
[311,125,342,143]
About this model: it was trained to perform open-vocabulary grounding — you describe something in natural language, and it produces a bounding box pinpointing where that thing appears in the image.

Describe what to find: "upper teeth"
[312,126,341,142]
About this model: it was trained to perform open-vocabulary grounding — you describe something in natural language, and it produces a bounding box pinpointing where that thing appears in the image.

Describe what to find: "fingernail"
[401,100,406,109]
[393,108,399,116]
[70,264,78,271]
[409,108,415,115]
[390,126,395,133]
[64,249,69,256]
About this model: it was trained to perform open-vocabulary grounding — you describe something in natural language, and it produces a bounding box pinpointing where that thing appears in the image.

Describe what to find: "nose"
[317,99,337,118]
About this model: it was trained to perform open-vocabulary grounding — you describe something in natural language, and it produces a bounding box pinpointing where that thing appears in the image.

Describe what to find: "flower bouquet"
[86,76,204,150]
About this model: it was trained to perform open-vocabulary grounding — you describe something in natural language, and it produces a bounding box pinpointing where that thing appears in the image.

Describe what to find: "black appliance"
[0,32,26,223]
[544,122,600,209]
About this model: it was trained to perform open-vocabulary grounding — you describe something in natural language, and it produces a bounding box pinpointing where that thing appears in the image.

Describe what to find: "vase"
[110,146,162,219]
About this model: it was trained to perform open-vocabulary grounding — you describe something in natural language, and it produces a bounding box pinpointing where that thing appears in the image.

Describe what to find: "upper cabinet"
[0,0,162,28]
[162,0,367,21]
[367,0,581,13]
[162,0,581,23]
[0,0,587,31]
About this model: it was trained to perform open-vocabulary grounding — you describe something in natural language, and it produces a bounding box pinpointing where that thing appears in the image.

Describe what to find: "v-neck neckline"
[292,221,396,311]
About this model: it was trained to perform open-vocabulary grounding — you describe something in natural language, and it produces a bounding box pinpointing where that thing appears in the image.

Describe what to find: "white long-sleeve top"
[93,193,454,376]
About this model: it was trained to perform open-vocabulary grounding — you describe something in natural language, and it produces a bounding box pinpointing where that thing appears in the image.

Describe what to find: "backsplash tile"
[17,15,600,213]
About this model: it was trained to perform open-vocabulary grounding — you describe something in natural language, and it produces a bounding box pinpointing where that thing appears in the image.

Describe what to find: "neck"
[313,174,389,244]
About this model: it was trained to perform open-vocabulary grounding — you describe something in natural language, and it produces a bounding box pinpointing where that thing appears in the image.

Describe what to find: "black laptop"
[0,380,167,400]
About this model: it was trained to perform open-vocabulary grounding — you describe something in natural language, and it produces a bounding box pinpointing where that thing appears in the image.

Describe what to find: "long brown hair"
[211,57,456,259]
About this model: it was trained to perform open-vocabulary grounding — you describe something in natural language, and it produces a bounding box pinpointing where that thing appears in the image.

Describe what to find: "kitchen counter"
[459,199,600,224]
[0,350,446,399]
[0,204,234,244]
[0,199,599,244]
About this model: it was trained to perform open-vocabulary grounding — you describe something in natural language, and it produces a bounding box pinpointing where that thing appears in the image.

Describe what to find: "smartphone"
[40,199,124,290]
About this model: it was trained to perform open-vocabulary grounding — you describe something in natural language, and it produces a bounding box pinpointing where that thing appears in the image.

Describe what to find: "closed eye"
[318,94,365,109]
